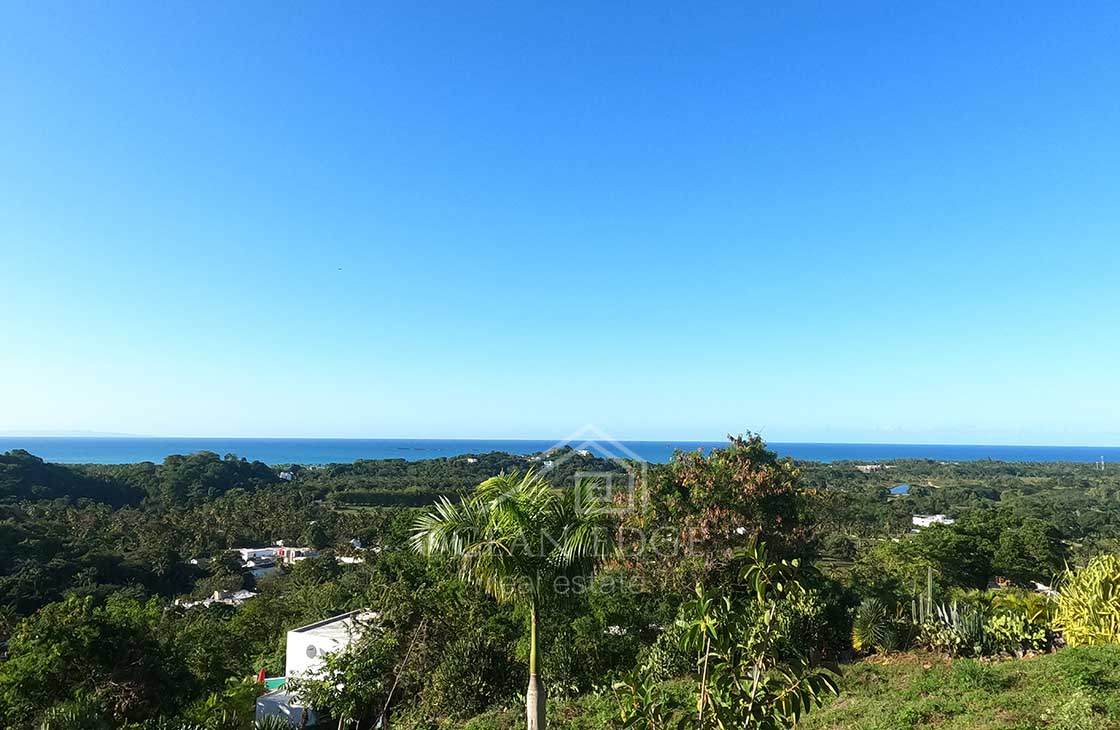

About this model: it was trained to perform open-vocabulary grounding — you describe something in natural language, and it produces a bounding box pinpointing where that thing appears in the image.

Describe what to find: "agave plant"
[921,601,985,657]
[1054,554,1120,646]
[851,598,896,654]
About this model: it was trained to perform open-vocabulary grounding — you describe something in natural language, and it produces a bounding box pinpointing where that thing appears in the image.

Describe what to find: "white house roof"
[290,610,378,643]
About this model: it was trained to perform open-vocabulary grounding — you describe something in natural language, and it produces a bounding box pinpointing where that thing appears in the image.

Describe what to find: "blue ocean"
[1,437,1118,465]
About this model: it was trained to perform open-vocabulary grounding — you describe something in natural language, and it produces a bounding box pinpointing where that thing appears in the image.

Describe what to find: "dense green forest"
[3,439,1120,729]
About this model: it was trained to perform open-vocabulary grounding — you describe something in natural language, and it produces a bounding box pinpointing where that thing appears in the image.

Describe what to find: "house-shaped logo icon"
[529,425,649,515]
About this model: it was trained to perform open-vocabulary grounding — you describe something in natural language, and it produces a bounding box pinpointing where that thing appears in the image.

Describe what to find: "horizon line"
[1,433,1118,451]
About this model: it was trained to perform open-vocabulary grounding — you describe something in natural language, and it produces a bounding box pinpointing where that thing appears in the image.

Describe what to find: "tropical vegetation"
[3,437,1120,728]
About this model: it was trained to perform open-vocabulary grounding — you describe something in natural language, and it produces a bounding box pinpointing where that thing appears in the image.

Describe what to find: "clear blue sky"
[2,2,1119,444]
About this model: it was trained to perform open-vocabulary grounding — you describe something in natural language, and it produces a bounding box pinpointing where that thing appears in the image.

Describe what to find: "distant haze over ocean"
[1,437,1118,466]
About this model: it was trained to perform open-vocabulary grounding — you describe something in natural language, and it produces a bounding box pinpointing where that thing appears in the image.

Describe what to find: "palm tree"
[411,470,616,730]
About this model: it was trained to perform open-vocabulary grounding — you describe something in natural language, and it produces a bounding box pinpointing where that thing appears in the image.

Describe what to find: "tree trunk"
[526,601,546,730]
[526,674,546,730]
[697,635,711,729]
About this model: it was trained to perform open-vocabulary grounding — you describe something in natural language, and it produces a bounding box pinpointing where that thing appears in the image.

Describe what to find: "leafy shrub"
[773,583,841,659]
[986,611,1049,655]
[781,576,856,658]
[819,533,856,561]
[539,625,583,700]
[38,700,112,730]
[428,633,519,719]
[991,589,1051,623]
[1054,555,1120,647]
[635,621,693,682]
[179,677,260,730]
[129,719,206,730]
[616,541,839,729]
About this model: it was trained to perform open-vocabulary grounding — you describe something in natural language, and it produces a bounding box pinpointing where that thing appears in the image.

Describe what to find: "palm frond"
[410,495,484,556]
[413,471,614,604]
[554,478,616,568]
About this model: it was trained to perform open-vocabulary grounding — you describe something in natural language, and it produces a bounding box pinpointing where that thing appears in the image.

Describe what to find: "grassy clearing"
[442,646,1120,729]
[801,647,1120,730]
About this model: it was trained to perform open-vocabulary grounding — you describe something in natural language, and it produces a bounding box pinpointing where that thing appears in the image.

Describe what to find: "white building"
[175,589,256,610]
[236,547,281,562]
[256,610,378,725]
[234,545,318,566]
[912,514,955,528]
[285,610,377,678]
[855,464,895,473]
[277,546,318,564]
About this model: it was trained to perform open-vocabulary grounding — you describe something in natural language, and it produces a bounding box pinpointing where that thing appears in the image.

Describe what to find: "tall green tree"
[0,595,191,726]
[620,434,805,591]
[992,518,1066,585]
[411,471,615,730]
